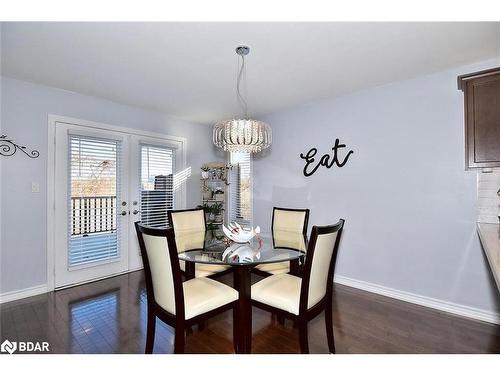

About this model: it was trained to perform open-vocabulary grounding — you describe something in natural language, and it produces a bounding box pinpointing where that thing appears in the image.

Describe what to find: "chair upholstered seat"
[251,273,302,315]
[254,262,290,275]
[182,277,238,319]
[179,260,231,277]
[194,264,231,278]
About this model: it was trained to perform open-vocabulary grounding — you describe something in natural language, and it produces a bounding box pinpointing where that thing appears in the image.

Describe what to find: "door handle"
[133,210,140,215]
[120,211,128,216]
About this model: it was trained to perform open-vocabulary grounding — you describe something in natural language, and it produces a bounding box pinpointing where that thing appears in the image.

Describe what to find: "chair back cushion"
[170,209,205,253]
[142,232,176,314]
[307,230,338,308]
[171,209,205,231]
[273,230,307,251]
[174,229,205,253]
[272,208,308,233]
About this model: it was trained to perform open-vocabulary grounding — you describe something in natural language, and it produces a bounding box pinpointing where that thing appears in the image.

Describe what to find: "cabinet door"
[465,73,500,169]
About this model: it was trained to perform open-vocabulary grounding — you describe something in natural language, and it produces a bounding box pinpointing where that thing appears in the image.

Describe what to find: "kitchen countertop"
[477,223,500,292]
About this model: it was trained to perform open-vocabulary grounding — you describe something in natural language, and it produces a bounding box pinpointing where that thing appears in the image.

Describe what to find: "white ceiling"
[2,22,500,124]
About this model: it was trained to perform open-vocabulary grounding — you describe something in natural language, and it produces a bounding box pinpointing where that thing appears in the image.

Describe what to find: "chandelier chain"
[236,53,248,119]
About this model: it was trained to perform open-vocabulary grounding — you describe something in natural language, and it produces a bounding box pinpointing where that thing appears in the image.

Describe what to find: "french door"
[127,136,182,271]
[52,120,185,289]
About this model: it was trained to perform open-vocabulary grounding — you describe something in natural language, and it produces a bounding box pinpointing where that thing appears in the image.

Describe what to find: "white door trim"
[47,114,187,292]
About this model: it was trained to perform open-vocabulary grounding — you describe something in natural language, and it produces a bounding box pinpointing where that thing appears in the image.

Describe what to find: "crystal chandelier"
[213,46,272,153]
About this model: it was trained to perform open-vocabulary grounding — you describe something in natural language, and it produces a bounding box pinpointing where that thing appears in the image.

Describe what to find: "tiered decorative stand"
[199,162,231,240]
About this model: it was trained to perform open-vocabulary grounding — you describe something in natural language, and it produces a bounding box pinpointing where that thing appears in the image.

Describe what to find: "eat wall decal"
[299,138,354,177]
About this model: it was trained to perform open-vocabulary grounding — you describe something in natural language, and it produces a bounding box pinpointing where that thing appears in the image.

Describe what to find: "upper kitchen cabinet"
[458,67,500,169]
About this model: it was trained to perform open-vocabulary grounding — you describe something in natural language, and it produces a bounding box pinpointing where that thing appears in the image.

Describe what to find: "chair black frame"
[135,222,238,353]
[167,207,232,279]
[251,219,345,354]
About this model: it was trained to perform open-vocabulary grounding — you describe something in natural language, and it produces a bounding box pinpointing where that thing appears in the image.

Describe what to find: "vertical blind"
[229,152,252,227]
[140,144,175,228]
[68,135,121,267]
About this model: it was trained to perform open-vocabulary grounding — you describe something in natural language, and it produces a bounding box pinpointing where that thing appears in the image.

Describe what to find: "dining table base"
[233,265,252,354]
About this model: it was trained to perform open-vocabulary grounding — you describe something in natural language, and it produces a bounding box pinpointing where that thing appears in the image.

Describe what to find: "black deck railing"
[71,196,117,236]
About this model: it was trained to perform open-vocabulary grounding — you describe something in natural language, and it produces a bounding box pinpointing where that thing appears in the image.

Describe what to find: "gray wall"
[254,57,500,314]
[0,77,222,293]
[0,24,3,297]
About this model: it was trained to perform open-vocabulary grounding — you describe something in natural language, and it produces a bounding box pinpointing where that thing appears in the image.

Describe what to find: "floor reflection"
[69,290,119,353]
[0,272,178,353]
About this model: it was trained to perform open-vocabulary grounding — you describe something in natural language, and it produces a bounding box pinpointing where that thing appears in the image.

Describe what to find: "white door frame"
[47,114,187,291]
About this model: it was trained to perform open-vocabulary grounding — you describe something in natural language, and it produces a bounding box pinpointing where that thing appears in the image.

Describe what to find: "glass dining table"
[176,230,307,354]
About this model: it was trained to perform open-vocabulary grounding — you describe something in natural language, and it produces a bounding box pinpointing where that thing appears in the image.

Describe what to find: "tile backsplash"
[478,168,500,224]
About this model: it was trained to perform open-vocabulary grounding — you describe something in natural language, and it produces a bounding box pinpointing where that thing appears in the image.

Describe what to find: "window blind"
[140,144,175,228]
[68,135,121,267]
[229,152,252,227]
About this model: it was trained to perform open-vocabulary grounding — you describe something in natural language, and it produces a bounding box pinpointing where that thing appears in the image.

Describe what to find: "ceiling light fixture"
[213,46,272,153]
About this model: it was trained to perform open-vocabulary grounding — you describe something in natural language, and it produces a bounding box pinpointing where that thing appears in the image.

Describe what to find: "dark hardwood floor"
[1,270,499,354]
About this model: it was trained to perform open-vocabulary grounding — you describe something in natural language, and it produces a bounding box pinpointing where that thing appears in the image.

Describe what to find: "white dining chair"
[251,219,345,354]
[168,208,231,278]
[253,207,310,276]
[135,222,239,353]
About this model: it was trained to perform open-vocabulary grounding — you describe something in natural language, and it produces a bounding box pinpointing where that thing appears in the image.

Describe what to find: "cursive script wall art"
[0,135,40,158]
[299,138,353,177]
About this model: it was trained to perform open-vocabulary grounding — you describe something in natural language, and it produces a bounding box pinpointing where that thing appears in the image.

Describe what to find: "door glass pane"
[68,135,121,267]
[140,144,175,228]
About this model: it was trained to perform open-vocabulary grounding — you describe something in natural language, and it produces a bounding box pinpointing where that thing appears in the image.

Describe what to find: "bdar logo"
[1,340,17,354]
[0,340,49,354]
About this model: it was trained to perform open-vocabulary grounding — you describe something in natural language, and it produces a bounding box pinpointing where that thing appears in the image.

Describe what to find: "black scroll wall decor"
[0,135,40,159]
[299,138,353,177]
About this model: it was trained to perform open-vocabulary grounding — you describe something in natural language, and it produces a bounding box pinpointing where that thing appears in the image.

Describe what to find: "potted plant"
[214,227,225,240]
[212,202,224,223]
[215,167,224,180]
[206,222,219,239]
[197,204,212,222]
[201,164,210,179]
[214,187,224,201]
[202,185,212,200]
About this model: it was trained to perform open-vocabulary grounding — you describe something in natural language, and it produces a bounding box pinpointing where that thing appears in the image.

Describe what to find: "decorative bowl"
[222,222,261,243]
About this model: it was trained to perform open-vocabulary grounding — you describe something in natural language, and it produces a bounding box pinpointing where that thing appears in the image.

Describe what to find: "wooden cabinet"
[458,67,500,169]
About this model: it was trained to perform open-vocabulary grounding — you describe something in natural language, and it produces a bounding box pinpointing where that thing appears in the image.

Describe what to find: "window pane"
[68,136,120,267]
[229,152,252,226]
[140,144,175,228]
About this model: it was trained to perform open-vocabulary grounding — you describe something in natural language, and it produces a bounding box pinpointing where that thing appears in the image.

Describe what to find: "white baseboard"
[2,268,144,301]
[54,268,143,291]
[0,284,48,304]
[334,275,500,325]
